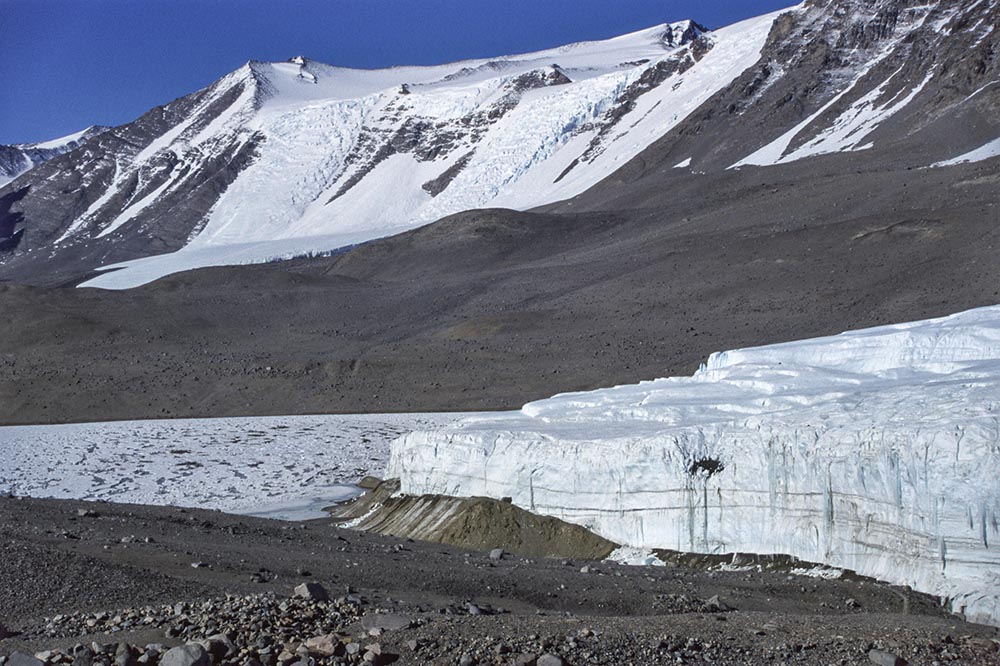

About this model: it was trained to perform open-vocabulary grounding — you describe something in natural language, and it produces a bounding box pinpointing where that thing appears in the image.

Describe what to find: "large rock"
[293,582,329,602]
[159,644,211,666]
[304,635,341,657]
[6,654,43,666]
[199,635,235,662]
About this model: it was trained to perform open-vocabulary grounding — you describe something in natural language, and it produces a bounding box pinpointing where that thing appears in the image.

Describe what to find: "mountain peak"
[662,19,709,47]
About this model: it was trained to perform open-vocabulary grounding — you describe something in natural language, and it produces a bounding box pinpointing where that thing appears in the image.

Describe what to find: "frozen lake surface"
[0,412,471,520]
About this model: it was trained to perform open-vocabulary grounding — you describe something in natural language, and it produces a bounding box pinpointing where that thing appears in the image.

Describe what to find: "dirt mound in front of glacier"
[328,479,617,560]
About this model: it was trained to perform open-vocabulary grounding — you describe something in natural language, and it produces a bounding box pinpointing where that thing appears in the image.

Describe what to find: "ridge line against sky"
[1,0,797,145]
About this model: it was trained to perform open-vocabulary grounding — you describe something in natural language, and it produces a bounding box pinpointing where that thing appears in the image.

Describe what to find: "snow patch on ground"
[606,546,666,566]
[790,566,845,580]
[933,136,1000,166]
[0,413,469,520]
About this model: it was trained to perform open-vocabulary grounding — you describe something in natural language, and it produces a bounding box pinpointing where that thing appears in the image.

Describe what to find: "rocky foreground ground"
[1,495,998,665]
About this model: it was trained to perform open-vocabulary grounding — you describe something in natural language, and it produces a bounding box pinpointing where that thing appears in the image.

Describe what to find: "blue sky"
[0,0,796,145]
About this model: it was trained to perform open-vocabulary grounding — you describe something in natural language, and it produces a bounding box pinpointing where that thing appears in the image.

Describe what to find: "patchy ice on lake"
[0,413,466,520]
[390,305,1000,626]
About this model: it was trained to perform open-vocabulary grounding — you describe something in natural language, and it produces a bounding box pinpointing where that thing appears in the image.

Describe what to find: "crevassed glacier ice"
[388,305,1000,626]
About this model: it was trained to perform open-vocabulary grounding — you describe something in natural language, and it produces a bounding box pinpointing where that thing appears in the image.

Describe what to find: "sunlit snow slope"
[0,126,107,187]
[65,14,778,288]
[389,305,1000,626]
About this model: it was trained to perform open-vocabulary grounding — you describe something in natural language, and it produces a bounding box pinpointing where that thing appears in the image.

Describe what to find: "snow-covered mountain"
[0,16,752,287]
[3,0,996,288]
[389,303,1000,626]
[0,126,107,187]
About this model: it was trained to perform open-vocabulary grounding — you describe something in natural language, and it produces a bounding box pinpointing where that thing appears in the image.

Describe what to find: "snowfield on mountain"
[4,0,997,289]
[71,14,779,288]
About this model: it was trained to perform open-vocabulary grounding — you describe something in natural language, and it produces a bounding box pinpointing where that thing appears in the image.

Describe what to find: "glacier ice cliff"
[388,305,1000,626]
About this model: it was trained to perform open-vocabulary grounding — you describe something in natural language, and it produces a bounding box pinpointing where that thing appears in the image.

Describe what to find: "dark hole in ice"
[689,457,725,477]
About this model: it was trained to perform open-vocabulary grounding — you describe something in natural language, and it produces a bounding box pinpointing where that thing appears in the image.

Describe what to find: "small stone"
[293,582,329,602]
[466,603,483,616]
[845,597,861,609]
[579,566,591,574]
[190,562,207,569]
[344,644,361,656]
[458,655,476,666]
[536,655,567,666]
[868,649,907,666]
[160,644,211,666]
[77,509,98,518]
[489,548,504,561]
[514,655,538,666]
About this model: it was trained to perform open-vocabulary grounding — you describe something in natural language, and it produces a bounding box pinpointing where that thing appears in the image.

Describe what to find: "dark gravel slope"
[2,496,998,665]
[2,157,998,424]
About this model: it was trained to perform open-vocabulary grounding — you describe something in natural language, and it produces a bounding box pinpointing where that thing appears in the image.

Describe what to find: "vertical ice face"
[389,304,1000,626]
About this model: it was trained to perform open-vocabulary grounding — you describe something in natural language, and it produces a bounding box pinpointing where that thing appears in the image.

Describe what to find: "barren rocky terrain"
[3,157,999,425]
[2,495,999,665]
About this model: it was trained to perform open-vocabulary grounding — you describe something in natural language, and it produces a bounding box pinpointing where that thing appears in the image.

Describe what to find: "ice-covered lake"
[0,413,471,520]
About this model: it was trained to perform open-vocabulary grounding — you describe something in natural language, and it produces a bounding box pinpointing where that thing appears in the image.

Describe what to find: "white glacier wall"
[388,305,1000,626]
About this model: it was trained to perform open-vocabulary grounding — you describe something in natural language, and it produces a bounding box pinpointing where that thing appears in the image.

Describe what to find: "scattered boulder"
[71,647,94,666]
[537,655,568,666]
[199,634,234,661]
[293,582,329,602]
[159,644,211,666]
[489,548,505,561]
[868,649,907,666]
[77,509,98,518]
[703,594,733,611]
[360,613,412,632]
[113,643,137,666]
[304,634,340,657]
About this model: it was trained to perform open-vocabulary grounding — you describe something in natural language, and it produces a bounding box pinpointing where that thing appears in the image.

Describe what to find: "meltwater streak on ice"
[389,305,1000,626]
